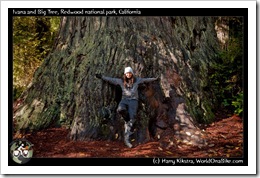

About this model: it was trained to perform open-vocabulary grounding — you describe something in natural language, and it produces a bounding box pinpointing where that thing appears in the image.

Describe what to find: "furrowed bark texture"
[14,16,221,145]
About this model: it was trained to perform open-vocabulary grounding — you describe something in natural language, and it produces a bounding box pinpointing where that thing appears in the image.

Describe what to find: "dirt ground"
[14,115,243,158]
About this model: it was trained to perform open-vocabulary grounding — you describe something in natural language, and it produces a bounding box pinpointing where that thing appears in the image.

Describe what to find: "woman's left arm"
[139,77,159,83]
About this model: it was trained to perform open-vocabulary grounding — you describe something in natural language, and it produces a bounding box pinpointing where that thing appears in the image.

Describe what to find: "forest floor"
[14,115,243,158]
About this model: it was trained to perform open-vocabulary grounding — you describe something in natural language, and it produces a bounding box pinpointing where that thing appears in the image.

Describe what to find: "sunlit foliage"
[13,16,60,100]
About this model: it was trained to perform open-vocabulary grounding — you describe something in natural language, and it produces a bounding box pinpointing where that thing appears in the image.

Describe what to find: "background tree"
[13,16,243,146]
[209,17,243,116]
[13,16,60,100]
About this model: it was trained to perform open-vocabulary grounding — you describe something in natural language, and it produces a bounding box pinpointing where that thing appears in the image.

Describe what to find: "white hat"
[124,67,134,74]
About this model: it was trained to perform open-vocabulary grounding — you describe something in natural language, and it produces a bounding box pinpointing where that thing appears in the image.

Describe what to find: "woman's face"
[125,72,133,79]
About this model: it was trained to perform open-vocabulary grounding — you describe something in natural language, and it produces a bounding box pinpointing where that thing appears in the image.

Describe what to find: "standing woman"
[96,67,158,148]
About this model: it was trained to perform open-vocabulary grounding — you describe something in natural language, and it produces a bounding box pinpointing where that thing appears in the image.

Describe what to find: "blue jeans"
[117,99,138,123]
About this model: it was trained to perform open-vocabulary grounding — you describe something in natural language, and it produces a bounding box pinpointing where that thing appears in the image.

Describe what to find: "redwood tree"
[13,16,222,146]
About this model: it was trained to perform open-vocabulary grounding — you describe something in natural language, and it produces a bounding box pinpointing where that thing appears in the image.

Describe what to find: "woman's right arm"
[101,76,122,85]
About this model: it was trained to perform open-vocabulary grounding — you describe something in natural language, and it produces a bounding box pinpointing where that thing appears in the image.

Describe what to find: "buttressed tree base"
[14,16,226,147]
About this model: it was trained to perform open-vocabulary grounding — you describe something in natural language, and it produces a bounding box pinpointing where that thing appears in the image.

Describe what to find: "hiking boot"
[124,121,134,148]
[124,133,133,148]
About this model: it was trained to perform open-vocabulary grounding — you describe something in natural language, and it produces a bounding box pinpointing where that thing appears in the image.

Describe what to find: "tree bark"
[14,16,221,146]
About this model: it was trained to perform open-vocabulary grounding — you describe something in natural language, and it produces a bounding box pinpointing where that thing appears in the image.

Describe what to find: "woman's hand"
[95,74,102,79]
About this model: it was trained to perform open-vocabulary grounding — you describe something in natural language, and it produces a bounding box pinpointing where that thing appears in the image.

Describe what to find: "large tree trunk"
[14,16,221,146]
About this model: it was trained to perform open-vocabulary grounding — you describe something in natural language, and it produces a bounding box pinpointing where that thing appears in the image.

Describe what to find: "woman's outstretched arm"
[138,77,159,84]
[96,74,122,85]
